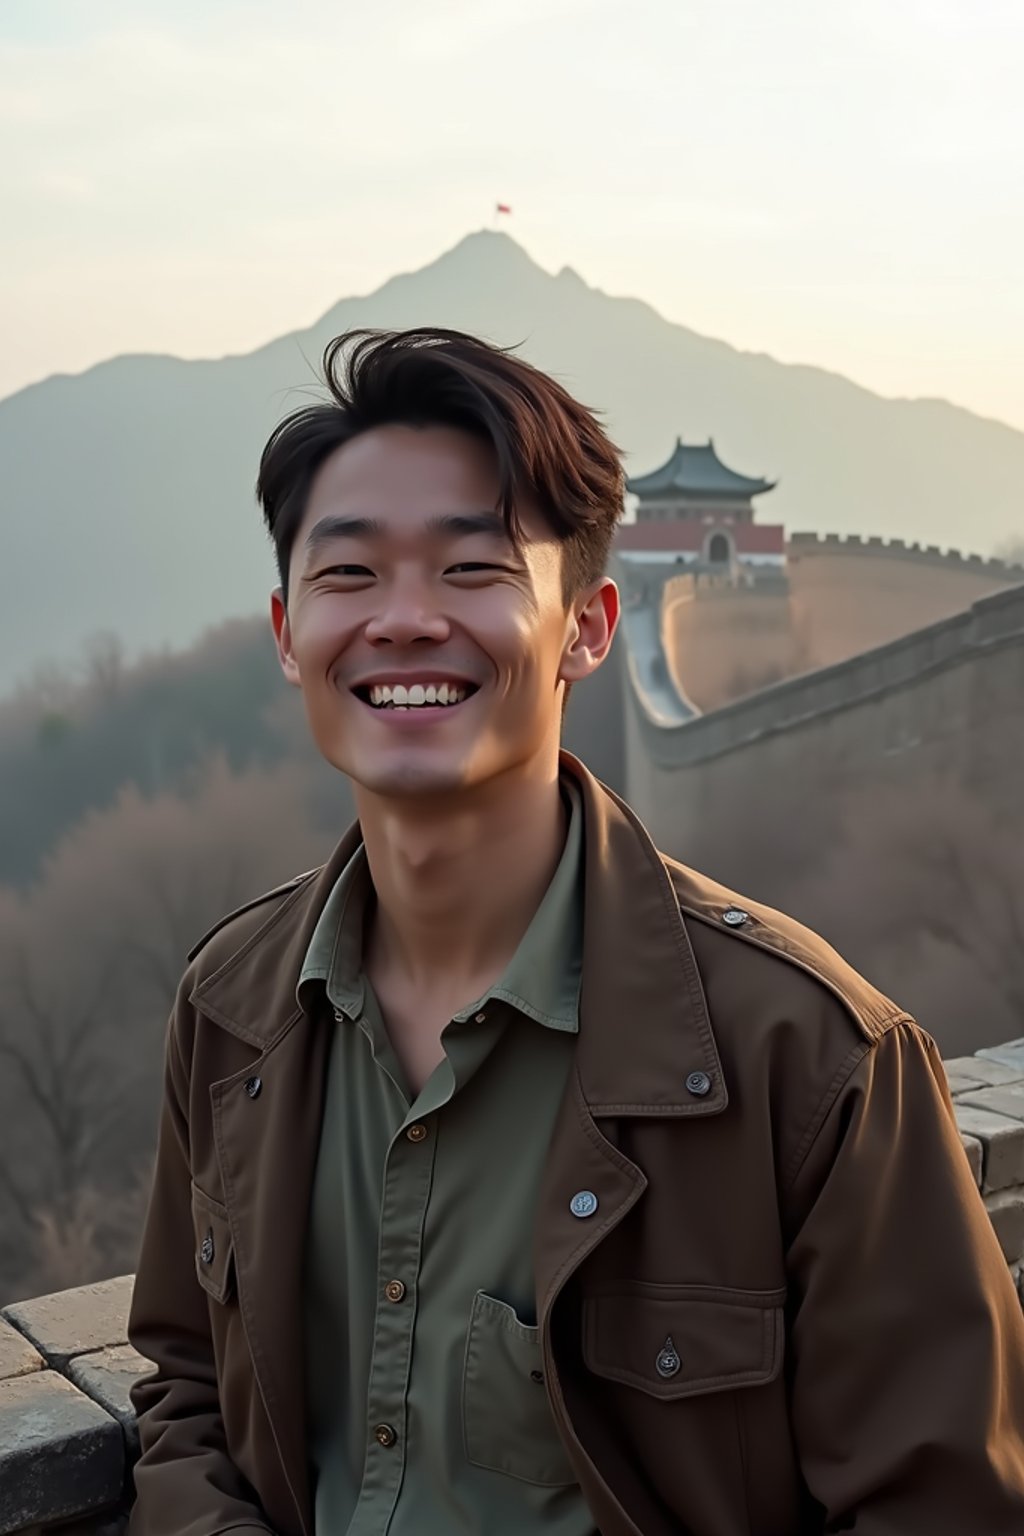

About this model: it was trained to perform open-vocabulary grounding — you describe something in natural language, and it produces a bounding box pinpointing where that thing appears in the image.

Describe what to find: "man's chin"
[343,756,475,802]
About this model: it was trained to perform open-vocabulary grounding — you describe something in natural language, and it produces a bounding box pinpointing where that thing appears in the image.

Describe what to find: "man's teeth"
[367,682,469,709]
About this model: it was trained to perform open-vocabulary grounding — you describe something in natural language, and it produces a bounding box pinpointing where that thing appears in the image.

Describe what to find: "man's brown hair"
[256,327,624,605]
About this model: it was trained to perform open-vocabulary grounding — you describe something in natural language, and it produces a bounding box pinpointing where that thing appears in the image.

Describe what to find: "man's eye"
[310,562,502,580]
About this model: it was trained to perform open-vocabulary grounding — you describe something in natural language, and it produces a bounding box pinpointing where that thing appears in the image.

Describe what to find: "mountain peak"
[430,228,546,277]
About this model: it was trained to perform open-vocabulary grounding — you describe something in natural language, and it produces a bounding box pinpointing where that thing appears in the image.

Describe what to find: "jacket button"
[244,1076,262,1099]
[722,907,749,927]
[374,1423,397,1448]
[406,1123,428,1142]
[200,1232,215,1265]
[685,1070,712,1097]
[385,1280,406,1303]
[569,1190,599,1219]
[656,1337,681,1377]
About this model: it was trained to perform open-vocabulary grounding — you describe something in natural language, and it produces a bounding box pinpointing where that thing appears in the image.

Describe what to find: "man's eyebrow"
[303,509,511,558]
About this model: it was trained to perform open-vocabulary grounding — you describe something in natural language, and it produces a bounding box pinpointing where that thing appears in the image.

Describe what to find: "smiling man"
[127,328,1024,1536]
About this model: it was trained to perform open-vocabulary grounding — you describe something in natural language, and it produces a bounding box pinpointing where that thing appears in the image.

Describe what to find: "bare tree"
[82,630,125,704]
[0,753,332,1301]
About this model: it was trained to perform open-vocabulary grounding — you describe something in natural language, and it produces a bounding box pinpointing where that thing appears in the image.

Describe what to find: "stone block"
[943,1055,1024,1095]
[983,1190,1024,1265]
[0,1371,123,1535]
[2,1276,132,1372]
[959,1132,983,1185]
[952,1105,1024,1193]
[958,1082,1024,1127]
[977,1038,1024,1074]
[0,1316,44,1382]
[69,1345,151,1460]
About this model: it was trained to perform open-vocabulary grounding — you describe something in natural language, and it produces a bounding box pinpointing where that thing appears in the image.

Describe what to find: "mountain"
[2,230,1023,693]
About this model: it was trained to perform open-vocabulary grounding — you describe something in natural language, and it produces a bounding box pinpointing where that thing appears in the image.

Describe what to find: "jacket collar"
[191,752,725,1119]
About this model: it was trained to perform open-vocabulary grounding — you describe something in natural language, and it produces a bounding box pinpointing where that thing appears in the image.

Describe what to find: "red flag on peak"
[495,203,512,215]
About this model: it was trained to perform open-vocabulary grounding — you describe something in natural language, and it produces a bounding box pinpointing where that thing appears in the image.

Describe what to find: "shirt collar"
[296,779,584,1034]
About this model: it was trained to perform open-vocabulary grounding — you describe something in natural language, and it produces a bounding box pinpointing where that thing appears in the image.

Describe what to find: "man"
[128,327,1024,1536]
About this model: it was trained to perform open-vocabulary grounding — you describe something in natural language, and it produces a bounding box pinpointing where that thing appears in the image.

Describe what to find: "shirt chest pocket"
[190,1181,237,1305]
[582,1280,786,1399]
[462,1291,577,1487]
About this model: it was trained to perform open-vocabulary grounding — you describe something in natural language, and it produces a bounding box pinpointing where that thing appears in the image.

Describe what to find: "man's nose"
[363,577,452,645]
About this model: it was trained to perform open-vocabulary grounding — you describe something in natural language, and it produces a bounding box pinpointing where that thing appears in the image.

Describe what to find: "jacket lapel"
[535,753,728,1322]
[532,758,729,1530]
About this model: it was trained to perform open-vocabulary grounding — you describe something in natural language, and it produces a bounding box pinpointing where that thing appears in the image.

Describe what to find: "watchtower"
[617,437,783,572]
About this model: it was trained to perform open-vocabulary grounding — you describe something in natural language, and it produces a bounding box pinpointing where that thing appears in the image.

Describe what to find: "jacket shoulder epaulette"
[661,854,907,1044]
[186,867,322,963]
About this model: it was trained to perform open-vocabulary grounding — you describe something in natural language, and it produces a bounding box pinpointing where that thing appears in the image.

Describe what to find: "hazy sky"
[3,0,1022,430]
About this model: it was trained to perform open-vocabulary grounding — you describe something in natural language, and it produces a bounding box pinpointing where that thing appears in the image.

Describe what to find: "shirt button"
[374,1423,397,1448]
[569,1190,599,1219]
[686,1070,712,1097]
[474,1010,487,1023]
[406,1123,428,1142]
[384,1280,406,1303]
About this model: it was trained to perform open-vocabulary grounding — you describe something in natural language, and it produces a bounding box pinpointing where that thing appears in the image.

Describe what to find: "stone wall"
[626,579,1024,854]
[655,534,1024,713]
[787,531,1023,576]
[662,572,805,711]
[3,1037,1024,1535]
[784,533,1024,678]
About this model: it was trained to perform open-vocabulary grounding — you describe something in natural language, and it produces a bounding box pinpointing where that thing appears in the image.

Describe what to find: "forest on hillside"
[0,619,1021,1305]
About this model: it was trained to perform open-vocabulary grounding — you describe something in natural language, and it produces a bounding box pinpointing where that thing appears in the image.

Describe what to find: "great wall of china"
[2,532,1024,1531]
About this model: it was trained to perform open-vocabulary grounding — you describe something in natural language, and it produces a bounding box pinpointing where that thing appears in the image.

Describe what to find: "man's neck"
[356,760,569,1007]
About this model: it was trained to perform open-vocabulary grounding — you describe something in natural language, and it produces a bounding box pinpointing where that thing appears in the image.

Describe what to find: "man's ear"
[270,588,302,688]
[560,578,620,685]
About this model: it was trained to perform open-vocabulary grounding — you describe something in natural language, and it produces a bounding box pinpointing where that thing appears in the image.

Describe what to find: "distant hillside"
[3,230,1023,692]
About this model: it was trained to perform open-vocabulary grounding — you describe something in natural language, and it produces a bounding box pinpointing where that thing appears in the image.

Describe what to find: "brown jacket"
[128,754,1024,1536]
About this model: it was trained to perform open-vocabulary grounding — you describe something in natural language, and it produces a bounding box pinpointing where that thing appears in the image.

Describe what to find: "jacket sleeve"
[127,1003,275,1536]
[786,1017,1024,1532]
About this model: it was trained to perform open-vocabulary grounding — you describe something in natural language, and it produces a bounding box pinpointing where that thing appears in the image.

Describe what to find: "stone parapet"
[2,1040,1024,1532]
[0,1277,142,1536]
[947,1041,1024,1296]
[631,579,1024,768]
[787,531,1024,578]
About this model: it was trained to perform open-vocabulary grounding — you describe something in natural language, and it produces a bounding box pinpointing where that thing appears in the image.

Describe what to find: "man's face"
[271,423,616,801]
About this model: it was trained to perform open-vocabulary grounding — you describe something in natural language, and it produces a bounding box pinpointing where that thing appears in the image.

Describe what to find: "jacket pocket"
[190,1182,236,1305]
[582,1280,785,1400]
[462,1291,577,1487]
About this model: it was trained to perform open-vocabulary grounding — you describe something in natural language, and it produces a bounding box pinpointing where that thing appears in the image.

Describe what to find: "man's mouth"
[352,681,480,711]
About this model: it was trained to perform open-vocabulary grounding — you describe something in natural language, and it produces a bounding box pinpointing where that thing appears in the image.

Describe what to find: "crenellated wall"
[786,531,1022,575]
[784,533,1024,677]
[2,1038,1023,1534]
[656,532,1023,711]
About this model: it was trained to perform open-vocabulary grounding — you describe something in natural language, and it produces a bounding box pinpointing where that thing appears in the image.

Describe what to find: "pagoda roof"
[626,437,776,500]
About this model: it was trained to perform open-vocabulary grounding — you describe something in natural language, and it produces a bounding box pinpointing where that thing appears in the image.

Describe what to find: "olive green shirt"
[298,781,595,1536]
